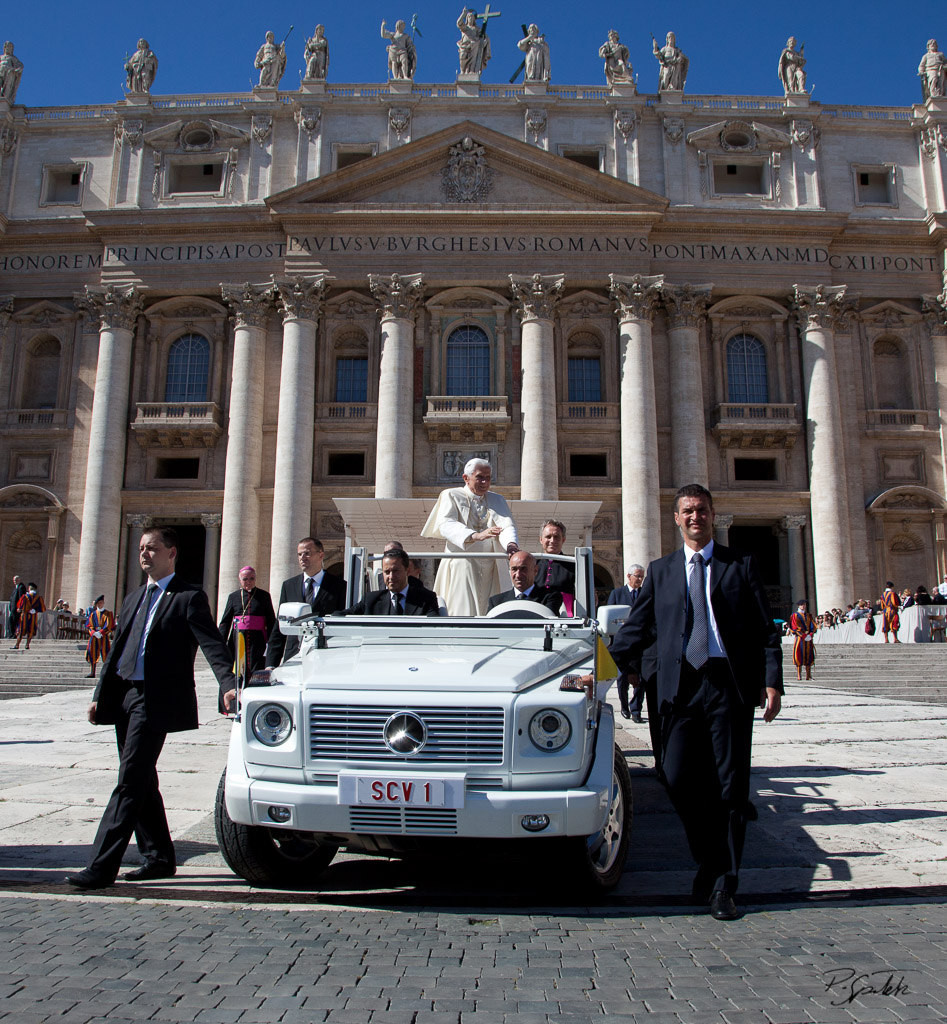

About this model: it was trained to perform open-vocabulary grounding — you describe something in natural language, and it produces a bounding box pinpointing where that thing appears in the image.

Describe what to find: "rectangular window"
[733,458,777,482]
[168,160,224,194]
[712,161,765,195]
[41,165,85,205]
[327,452,366,476]
[569,453,608,477]
[568,358,602,402]
[333,145,377,171]
[854,167,894,205]
[335,357,368,402]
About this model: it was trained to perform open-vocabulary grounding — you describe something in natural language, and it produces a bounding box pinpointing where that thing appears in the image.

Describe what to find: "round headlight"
[251,704,293,746]
[528,709,572,752]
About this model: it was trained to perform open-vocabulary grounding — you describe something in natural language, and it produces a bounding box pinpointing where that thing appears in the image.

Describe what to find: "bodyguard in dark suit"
[605,565,646,720]
[341,549,440,616]
[486,551,564,613]
[610,484,782,921]
[218,566,276,677]
[265,537,347,666]
[67,526,234,889]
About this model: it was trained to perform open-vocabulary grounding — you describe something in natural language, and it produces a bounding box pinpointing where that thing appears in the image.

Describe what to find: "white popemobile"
[215,499,632,891]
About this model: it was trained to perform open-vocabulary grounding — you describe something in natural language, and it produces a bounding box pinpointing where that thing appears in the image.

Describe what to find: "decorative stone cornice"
[922,293,947,336]
[272,274,330,324]
[74,284,145,332]
[368,272,424,320]
[791,284,858,332]
[782,514,807,530]
[609,273,664,322]
[662,283,713,328]
[200,513,222,528]
[220,282,275,329]
[510,273,565,323]
[714,513,734,530]
[125,513,154,528]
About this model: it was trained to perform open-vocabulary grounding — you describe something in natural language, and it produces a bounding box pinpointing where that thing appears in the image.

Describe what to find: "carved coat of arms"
[442,136,494,203]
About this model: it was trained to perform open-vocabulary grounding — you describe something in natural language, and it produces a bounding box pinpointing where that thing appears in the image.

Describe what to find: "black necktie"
[304,577,315,606]
[391,592,403,615]
[686,554,709,669]
[118,583,158,679]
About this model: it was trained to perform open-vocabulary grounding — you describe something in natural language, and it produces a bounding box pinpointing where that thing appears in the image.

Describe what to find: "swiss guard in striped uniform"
[881,582,901,644]
[788,598,817,680]
[13,583,45,650]
[85,595,114,677]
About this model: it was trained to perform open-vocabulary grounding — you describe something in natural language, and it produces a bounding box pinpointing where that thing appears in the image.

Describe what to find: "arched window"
[726,334,769,403]
[446,325,490,395]
[873,338,912,409]
[21,336,61,409]
[165,334,209,403]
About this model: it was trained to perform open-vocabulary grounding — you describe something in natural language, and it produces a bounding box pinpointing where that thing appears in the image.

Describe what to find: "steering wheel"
[484,600,556,619]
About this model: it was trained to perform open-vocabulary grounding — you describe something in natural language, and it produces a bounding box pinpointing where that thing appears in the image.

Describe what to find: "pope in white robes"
[421,458,519,615]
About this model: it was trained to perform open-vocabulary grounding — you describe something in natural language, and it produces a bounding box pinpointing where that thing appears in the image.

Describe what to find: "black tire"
[566,745,632,892]
[214,770,338,887]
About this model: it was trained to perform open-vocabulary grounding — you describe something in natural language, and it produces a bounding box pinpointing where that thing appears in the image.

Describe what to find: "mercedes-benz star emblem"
[383,711,427,755]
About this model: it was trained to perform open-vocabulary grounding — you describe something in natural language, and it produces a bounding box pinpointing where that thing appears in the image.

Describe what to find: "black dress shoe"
[630,713,643,723]
[709,890,739,920]
[65,870,112,890]
[123,863,176,881]
[618,684,631,719]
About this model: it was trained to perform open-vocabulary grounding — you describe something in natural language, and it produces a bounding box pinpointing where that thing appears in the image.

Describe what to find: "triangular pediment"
[267,120,668,215]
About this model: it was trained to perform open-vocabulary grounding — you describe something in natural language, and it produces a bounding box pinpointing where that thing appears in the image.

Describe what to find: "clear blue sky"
[4,0,944,108]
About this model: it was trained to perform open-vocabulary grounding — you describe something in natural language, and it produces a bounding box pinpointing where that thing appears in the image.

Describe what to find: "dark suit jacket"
[610,543,783,710]
[341,585,440,617]
[93,575,234,733]
[535,558,575,594]
[605,584,639,607]
[487,585,563,612]
[265,572,348,666]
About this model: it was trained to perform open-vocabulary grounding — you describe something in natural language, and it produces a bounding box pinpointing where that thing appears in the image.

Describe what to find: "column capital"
[510,273,565,323]
[662,283,713,328]
[200,513,223,528]
[791,284,858,332]
[272,273,330,324]
[922,292,947,336]
[714,513,734,530]
[782,513,807,530]
[0,294,13,338]
[609,273,664,322]
[369,272,424,320]
[125,513,153,528]
[220,282,275,329]
[74,284,145,332]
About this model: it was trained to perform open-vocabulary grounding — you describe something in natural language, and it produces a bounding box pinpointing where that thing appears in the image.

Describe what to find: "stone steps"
[0,640,98,699]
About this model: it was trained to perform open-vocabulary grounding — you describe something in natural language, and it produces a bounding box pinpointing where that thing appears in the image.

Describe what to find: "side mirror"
[277,602,312,635]
[597,604,630,637]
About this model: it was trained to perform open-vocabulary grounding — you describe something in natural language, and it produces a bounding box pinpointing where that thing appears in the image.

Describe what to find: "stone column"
[369,273,424,499]
[662,283,713,488]
[73,285,145,609]
[792,285,857,610]
[782,514,808,604]
[201,513,222,610]
[269,275,329,589]
[923,293,947,499]
[610,273,664,568]
[218,282,273,616]
[124,513,152,597]
[714,513,733,547]
[510,273,565,500]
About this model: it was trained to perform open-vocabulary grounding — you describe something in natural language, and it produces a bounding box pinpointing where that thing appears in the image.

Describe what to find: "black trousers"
[86,686,174,881]
[661,659,755,896]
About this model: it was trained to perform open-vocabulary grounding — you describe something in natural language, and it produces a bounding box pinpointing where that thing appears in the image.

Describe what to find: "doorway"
[728,524,789,620]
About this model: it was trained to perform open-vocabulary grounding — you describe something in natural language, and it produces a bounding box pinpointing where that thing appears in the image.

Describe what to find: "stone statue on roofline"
[304,25,329,81]
[599,30,633,87]
[381,19,417,80]
[652,30,688,92]
[125,38,158,94]
[918,39,947,101]
[518,24,550,84]
[0,41,24,104]
[457,8,490,75]
[255,30,287,88]
[778,37,807,95]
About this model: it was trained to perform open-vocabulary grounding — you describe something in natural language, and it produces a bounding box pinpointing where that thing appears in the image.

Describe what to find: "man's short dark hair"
[384,540,404,552]
[297,536,324,552]
[382,548,410,569]
[28,582,38,589]
[673,483,714,513]
[144,525,179,551]
[540,519,566,536]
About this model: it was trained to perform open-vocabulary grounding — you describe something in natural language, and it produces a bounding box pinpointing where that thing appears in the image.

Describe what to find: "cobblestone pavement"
[1,894,946,1023]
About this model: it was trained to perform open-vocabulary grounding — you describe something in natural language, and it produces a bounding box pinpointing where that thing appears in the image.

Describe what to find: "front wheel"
[214,770,338,887]
[566,745,632,892]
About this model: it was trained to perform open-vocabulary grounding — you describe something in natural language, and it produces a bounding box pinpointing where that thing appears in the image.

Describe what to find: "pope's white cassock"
[421,487,519,615]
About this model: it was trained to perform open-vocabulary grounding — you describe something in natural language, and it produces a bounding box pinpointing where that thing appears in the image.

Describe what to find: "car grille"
[349,807,458,835]
[308,704,505,763]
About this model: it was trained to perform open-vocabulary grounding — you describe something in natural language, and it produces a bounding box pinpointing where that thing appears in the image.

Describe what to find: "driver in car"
[487,551,563,613]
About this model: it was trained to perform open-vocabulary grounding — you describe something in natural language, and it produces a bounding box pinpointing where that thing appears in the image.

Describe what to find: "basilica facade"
[2,49,947,619]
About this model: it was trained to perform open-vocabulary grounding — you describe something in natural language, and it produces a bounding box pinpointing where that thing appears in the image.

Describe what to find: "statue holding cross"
[457,6,499,75]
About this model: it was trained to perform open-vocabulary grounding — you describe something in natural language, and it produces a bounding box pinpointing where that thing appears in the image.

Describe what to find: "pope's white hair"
[463,457,492,476]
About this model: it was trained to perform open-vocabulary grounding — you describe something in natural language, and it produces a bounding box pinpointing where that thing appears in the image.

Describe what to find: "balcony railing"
[714,403,798,423]
[559,402,619,420]
[424,397,510,420]
[318,402,377,421]
[131,402,222,447]
[2,409,68,428]
[866,408,930,428]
